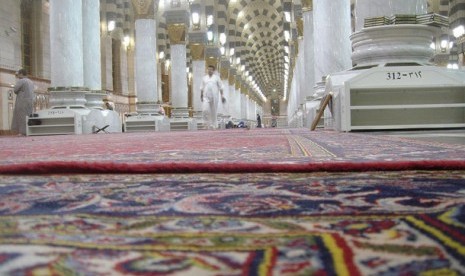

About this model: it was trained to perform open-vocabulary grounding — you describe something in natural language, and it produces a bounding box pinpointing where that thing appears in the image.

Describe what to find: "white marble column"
[288,74,298,126]
[233,77,242,120]
[50,0,84,87]
[246,98,251,121]
[241,93,247,120]
[303,9,315,94]
[121,48,129,95]
[235,88,242,120]
[297,39,306,105]
[135,18,158,112]
[287,72,294,123]
[245,96,250,120]
[82,0,106,109]
[297,46,306,127]
[157,63,162,101]
[313,0,352,82]
[170,44,188,116]
[192,60,206,115]
[302,7,317,128]
[82,0,101,90]
[219,80,229,116]
[355,0,428,32]
[229,84,237,119]
[250,100,257,122]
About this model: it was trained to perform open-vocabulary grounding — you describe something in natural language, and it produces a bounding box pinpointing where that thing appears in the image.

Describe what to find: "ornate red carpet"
[0,128,464,275]
[1,171,465,275]
[0,128,464,174]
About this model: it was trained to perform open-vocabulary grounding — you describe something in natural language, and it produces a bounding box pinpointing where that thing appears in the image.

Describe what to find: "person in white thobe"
[12,69,35,136]
[200,65,225,129]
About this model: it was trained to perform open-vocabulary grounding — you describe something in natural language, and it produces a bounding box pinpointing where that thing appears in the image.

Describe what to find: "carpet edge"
[0,160,464,174]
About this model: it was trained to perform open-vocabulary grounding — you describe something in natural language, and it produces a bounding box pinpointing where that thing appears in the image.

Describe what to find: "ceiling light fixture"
[206,14,214,26]
[453,25,464,38]
[284,12,291,22]
[284,30,290,41]
[219,33,227,45]
[108,20,115,32]
[192,12,200,26]
[207,30,213,42]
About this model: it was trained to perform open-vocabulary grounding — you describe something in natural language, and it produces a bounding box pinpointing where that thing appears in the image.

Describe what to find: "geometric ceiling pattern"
[169,0,301,102]
[228,0,288,101]
[101,0,447,103]
[106,0,304,102]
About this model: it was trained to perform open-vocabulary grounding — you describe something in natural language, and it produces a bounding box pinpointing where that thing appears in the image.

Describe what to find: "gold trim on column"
[220,67,228,80]
[241,84,247,95]
[295,39,299,56]
[189,43,205,60]
[235,78,241,90]
[206,57,218,70]
[302,0,313,12]
[228,72,235,86]
[296,18,304,38]
[131,0,156,20]
[290,39,299,58]
[167,24,186,45]
[128,94,138,113]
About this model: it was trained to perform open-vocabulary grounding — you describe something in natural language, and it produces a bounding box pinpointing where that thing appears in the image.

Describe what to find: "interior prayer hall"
[1,1,465,275]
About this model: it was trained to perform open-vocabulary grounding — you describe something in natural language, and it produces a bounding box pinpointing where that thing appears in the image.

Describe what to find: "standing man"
[256,113,262,128]
[12,69,35,136]
[200,65,226,129]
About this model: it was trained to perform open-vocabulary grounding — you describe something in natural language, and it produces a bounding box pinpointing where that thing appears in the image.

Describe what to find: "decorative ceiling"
[159,0,303,103]
[105,0,306,103]
[103,0,443,104]
[227,0,290,102]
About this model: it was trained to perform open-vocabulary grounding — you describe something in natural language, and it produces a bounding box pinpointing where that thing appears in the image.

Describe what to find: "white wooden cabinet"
[328,66,465,131]
[27,109,82,136]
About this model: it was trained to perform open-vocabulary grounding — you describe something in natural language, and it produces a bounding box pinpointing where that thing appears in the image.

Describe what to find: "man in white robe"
[200,65,225,129]
[12,69,35,136]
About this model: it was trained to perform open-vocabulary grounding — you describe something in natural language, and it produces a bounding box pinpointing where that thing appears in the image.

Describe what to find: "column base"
[192,110,207,130]
[351,24,435,66]
[169,117,197,131]
[137,102,162,115]
[217,114,230,129]
[85,90,107,109]
[48,87,89,108]
[171,107,191,119]
[124,113,170,132]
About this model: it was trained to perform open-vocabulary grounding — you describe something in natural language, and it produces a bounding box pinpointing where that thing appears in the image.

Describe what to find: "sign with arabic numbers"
[47,110,67,116]
[385,71,423,81]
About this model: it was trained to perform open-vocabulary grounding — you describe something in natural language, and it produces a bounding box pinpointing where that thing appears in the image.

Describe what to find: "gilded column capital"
[235,78,241,90]
[290,39,299,58]
[241,84,247,95]
[228,72,235,86]
[220,60,230,80]
[295,39,299,56]
[206,57,218,70]
[220,67,229,80]
[167,24,186,45]
[301,0,313,12]
[131,0,156,20]
[296,18,304,38]
[189,43,205,60]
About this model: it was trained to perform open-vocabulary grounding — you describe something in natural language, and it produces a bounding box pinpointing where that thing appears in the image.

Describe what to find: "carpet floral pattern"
[1,129,465,166]
[1,171,465,275]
